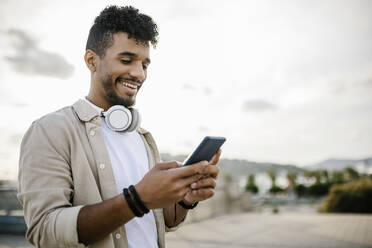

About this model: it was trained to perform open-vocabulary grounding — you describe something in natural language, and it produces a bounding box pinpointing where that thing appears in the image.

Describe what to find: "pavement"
[1,212,371,248]
[166,212,372,248]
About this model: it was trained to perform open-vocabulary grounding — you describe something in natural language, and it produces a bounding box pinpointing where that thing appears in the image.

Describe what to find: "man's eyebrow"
[118,51,151,64]
[118,51,136,57]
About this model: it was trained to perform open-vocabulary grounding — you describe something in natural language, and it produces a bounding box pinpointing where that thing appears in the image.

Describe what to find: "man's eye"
[121,60,131,64]
[142,64,148,70]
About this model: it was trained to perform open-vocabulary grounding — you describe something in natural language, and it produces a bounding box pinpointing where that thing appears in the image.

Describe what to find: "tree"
[313,171,322,184]
[245,174,258,194]
[267,170,277,187]
[344,167,359,181]
[303,170,323,184]
[331,171,345,184]
[320,170,329,183]
[224,172,232,183]
[320,178,372,213]
[301,170,332,197]
[303,170,314,184]
[267,170,283,195]
[286,171,297,188]
[295,184,307,197]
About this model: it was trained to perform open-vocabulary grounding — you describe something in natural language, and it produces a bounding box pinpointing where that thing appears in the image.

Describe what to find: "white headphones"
[102,105,141,132]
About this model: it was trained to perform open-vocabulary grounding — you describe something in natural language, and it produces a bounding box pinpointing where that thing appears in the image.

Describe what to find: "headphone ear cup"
[104,105,132,132]
[127,108,141,132]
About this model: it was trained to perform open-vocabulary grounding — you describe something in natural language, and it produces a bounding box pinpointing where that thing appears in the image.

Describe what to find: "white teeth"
[122,82,137,89]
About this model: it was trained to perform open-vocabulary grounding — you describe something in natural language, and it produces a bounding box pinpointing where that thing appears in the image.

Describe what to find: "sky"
[0,0,371,180]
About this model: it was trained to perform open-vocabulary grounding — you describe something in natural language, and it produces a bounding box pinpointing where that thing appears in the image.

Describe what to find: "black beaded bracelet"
[178,200,198,209]
[129,185,149,214]
[123,188,143,217]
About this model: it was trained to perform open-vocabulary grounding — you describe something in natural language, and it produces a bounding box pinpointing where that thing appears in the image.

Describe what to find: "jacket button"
[115,233,121,239]
[90,130,96,136]
[99,163,105,169]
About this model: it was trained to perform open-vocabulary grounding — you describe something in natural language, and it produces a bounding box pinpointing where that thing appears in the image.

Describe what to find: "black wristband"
[123,188,143,217]
[178,200,198,209]
[129,185,149,214]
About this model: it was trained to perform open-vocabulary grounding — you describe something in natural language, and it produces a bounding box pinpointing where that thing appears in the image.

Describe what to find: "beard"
[101,75,137,108]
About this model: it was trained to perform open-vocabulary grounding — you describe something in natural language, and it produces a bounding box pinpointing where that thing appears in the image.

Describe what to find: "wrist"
[129,185,149,214]
[182,198,195,206]
[134,182,153,209]
[123,188,143,217]
[178,200,198,210]
[122,185,150,217]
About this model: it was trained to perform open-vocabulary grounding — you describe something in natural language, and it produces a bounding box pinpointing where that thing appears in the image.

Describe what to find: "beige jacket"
[18,99,176,248]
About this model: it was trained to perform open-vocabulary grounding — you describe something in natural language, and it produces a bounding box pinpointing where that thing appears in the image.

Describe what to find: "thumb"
[155,161,181,170]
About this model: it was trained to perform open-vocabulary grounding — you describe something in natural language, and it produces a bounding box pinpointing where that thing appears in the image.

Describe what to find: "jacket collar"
[72,99,100,122]
[72,99,149,134]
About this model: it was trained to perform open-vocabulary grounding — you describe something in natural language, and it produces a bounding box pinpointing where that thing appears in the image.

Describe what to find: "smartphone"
[183,136,226,166]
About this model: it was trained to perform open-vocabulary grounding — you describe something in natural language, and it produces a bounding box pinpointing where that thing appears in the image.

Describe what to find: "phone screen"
[183,136,226,166]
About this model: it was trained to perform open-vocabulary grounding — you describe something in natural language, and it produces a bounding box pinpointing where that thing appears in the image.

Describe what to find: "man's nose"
[129,62,146,81]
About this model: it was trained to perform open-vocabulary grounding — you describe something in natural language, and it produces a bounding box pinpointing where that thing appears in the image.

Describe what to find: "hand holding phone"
[183,136,226,166]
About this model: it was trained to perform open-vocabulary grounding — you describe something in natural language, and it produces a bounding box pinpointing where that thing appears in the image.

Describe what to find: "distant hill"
[305,157,372,173]
[160,153,304,179]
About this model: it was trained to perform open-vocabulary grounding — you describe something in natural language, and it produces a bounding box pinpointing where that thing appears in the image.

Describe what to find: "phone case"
[183,136,226,166]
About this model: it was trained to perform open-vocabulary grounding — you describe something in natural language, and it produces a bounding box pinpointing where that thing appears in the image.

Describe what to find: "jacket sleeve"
[18,120,85,248]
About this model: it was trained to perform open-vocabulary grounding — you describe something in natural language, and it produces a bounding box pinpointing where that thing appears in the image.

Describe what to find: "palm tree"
[344,167,359,181]
[320,170,329,183]
[267,170,283,195]
[245,174,258,194]
[303,170,321,184]
[331,171,345,184]
[286,171,297,188]
[267,169,277,187]
[313,170,322,184]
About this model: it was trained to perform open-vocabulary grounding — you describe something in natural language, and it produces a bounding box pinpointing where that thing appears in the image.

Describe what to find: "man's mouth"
[117,78,140,94]
[122,82,138,89]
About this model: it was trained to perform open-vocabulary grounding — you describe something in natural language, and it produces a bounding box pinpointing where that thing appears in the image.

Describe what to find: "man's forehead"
[111,32,150,53]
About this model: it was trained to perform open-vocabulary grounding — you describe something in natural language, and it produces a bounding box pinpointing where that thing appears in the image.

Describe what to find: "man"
[18,5,221,248]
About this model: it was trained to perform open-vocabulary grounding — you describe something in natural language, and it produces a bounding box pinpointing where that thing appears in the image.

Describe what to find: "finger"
[178,187,191,201]
[179,173,203,187]
[170,160,208,178]
[209,149,222,165]
[191,178,216,189]
[156,161,180,170]
[199,165,220,179]
[190,188,215,199]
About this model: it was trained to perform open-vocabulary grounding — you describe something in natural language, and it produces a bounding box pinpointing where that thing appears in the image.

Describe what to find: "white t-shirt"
[83,98,158,248]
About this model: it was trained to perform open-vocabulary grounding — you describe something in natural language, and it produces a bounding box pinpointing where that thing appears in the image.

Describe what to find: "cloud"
[242,99,277,112]
[7,133,23,146]
[198,126,210,132]
[4,29,74,79]
[182,84,196,91]
[330,76,372,95]
[164,1,207,20]
[203,86,212,95]
[0,85,28,107]
[182,84,212,95]
[361,78,372,88]
[0,151,10,159]
[10,102,28,108]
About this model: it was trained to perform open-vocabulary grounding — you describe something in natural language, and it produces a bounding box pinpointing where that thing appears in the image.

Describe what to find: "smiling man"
[18,5,221,248]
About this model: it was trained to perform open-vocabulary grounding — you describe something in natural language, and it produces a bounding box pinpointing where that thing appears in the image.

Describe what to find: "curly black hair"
[86,5,159,58]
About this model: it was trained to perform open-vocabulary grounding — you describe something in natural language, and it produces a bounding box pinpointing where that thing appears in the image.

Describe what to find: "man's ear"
[84,50,98,72]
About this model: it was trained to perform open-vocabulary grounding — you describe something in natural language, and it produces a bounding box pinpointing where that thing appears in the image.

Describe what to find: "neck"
[86,91,111,111]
